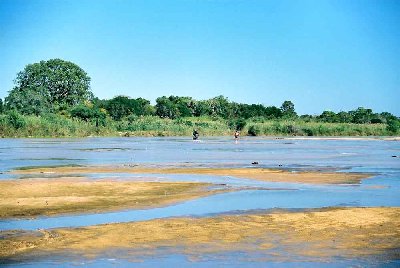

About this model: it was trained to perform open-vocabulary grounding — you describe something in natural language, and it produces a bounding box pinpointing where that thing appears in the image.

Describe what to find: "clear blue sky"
[1,0,399,115]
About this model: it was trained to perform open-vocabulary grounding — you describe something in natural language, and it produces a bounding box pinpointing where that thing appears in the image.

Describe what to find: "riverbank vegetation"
[0,59,399,137]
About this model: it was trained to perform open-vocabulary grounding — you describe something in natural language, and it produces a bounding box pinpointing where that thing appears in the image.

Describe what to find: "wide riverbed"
[1,137,399,267]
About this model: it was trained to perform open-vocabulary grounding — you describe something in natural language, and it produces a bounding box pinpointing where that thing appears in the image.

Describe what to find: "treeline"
[0,58,399,137]
[89,95,397,124]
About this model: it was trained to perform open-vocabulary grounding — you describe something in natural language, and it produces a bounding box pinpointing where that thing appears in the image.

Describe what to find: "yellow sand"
[0,178,216,218]
[1,207,399,261]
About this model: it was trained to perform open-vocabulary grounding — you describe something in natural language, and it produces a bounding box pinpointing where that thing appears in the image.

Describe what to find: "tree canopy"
[101,96,154,120]
[280,100,297,117]
[5,59,93,114]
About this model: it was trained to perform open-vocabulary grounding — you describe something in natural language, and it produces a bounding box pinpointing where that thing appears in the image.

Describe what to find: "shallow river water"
[1,137,399,267]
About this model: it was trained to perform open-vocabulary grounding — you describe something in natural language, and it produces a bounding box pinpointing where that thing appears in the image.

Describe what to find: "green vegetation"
[0,59,399,138]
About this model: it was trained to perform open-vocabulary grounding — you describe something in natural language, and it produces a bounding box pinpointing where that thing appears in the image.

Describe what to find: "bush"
[371,118,384,124]
[7,110,26,129]
[387,119,400,134]
[302,127,314,136]
[248,125,261,136]
[228,118,246,131]
[70,105,94,121]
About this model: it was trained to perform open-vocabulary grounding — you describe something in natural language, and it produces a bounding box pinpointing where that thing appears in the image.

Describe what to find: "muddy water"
[1,137,399,266]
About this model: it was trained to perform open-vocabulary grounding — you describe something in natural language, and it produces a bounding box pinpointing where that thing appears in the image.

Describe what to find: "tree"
[193,100,213,117]
[5,59,92,114]
[131,97,155,116]
[280,100,297,117]
[208,95,233,118]
[70,105,106,126]
[336,111,352,123]
[5,86,51,115]
[70,105,95,121]
[380,112,397,123]
[155,96,195,119]
[387,119,400,133]
[350,107,373,124]
[0,98,3,114]
[105,96,132,120]
[319,111,337,123]
[264,106,283,118]
[155,96,179,119]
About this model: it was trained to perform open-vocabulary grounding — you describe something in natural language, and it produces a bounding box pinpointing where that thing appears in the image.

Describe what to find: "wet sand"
[13,165,371,184]
[0,179,217,219]
[1,207,399,262]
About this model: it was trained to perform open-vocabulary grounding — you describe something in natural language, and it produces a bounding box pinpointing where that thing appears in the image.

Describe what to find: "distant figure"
[193,129,199,140]
[234,130,240,140]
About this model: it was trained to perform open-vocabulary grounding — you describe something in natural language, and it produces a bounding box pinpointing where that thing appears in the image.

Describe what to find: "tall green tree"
[0,98,3,114]
[208,95,233,118]
[5,59,93,114]
[319,111,338,123]
[155,96,195,119]
[265,106,283,118]
[336,111,352,123]
[155,96,179,119]
[105,96,153,120]
[350,107,373,124]
[106,96,134,120]
[193,100,213,117]
[280,100,297,117]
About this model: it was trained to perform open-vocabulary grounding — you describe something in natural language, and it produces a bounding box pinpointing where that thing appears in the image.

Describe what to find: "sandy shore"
[0,178,217,219]
[1,207,399,262]
[13,165,372,184]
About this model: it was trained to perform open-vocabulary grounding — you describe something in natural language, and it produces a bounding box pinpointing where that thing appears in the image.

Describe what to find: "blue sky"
[1,0,399,115]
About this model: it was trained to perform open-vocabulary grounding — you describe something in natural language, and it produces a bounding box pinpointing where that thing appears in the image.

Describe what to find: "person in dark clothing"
[193,129,199,140]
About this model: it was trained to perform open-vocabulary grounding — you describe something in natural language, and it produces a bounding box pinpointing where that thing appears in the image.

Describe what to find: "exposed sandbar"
[1,207,399,262]
[0,178,216,219]
[13,165,371,184]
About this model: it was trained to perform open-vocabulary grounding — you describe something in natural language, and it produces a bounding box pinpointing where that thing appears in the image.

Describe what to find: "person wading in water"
[234,130,240,139]
[234,130,240,143]
[193,129,199,140]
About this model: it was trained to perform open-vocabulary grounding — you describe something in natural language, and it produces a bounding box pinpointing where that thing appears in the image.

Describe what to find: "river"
[0,137,399,267]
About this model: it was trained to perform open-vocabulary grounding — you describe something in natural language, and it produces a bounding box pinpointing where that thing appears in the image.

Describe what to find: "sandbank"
[13,165,372,184]
[0,178,216,219]
[1,207,399,262]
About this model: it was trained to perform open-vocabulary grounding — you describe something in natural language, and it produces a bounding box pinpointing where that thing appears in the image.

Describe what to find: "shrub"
[7,110,26,129]
[387,119,400,134]
[228,118,246,131]
[248,125,261,136]
[371,118,383,124]
[302,127,314,136]
[70,105,93,121]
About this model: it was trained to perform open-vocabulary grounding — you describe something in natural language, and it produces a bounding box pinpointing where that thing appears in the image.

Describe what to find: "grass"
[0,113,395,138]
[245,120,390,136]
